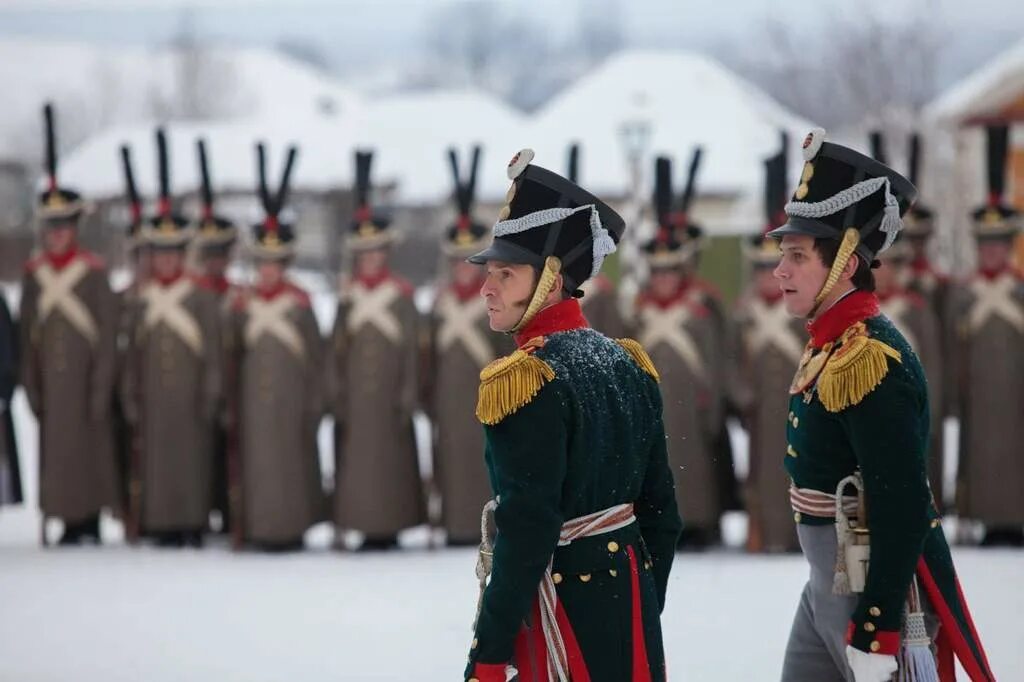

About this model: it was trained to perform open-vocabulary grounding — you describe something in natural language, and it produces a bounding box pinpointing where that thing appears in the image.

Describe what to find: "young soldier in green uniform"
[770,129,994,682]
[464,149,682,682]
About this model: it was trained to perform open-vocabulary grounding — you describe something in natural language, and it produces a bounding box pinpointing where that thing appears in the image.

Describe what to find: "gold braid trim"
[813,227,861,309]
[614,338,660,382]
[816,322,901,413]
[476,337,555,425]
[510,256,561,334]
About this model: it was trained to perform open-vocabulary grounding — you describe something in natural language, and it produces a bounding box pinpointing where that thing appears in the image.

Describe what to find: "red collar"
[645,281,692,309]
[978,266,1013,281]
[514,298,589,347]
[255,280,288,300]
[806,290,879,348]
[154,270,185,287]
[450,278,483,303]
[201,274,231,295]
[910,256,932,274]
[45,247,78,271]
[357,270,391,290]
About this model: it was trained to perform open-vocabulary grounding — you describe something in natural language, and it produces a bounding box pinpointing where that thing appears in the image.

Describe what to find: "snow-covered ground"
[2,281,1022,680]
[0,506,1021,681]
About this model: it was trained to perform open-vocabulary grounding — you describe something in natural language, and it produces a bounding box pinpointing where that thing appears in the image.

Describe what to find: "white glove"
[846,645,898,682]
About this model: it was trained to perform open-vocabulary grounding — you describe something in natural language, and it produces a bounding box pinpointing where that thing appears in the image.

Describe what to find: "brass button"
[870,641,881,653]
[579,574,591,583]
[864,622,876,632]
[931,519,940,529]
[609,569,618,577]
[607,541,619,553]
[789,411,794,419]
[792,417,799,428]
[644,561,652,570]
[787,445,798,458]
[552,573,562,585]
[471,638,478,649]
[793,512,802,523]
[869,607,881,617]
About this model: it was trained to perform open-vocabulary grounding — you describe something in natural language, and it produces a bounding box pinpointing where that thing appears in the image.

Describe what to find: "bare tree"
[149,7,239,121]
[577,0,625,63]
[718,2,946,131]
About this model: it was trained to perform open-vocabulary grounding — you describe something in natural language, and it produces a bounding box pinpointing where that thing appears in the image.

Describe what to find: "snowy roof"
[49,46,814,232]
[58,88,528,205]
[356,89,529,205]
[0,38,364,159]
[525,50,813,224]
[58,117,361,202]
[926,39,1024,125]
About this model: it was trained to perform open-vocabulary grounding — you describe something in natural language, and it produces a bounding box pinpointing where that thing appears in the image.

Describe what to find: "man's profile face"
[774,234,829,317]
[480,260,535,332]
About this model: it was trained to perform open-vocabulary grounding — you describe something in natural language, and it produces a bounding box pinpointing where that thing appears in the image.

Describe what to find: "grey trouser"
[780,523,859,682]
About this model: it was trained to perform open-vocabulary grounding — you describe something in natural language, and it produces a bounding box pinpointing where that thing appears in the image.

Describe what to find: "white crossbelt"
[746,298,804,365]
[345,280,402,344]
[436,292,493,369]
[639,304,706,381]
[968,275,1024,333]
[34,258,98,346]
[142,279,203,356]
[244,294,306,362]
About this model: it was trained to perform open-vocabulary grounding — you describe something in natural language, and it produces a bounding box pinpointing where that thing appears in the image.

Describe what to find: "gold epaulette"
[614,338,660,382]
[817,322,901,413]
[476,336,555,426]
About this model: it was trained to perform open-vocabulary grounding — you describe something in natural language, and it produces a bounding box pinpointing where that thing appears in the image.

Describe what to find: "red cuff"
[846,621,900,655]
[468,662,507,682]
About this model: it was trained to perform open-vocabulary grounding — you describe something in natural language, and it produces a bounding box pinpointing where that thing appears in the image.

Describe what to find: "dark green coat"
[785,309,993,677]
[466,327,682,682]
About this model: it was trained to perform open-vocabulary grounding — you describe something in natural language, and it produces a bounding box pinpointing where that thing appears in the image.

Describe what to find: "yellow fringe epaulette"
[476,336,555,426]
[817,322,901,413]
[615,338,660,382]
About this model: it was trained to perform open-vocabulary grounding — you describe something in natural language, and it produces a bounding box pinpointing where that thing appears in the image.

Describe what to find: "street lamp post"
[617,94,652,319]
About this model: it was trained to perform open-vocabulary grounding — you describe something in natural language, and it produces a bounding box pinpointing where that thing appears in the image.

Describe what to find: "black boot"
[446,537,481,548]
[184,529,205,548]
[677,527,711,552]
[156,531,185,548]
[260,539,304,553]
[981,526,1024,547]
[360,535,399,551]
[57,521,83,546]
[80,515,101,544]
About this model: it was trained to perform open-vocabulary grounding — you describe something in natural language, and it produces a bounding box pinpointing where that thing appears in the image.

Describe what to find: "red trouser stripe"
[627,546,652,682]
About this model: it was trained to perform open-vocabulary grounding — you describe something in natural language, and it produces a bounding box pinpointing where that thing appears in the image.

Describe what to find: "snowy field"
[2,282,1022,681]
[1,508,1022,682]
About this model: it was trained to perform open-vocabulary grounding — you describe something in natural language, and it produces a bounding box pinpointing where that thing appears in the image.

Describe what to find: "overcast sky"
[1,0,1021,86]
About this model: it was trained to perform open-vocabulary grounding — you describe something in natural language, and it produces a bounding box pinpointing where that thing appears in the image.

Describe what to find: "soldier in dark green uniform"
[769,128,994,682]
[463,149,682,682]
